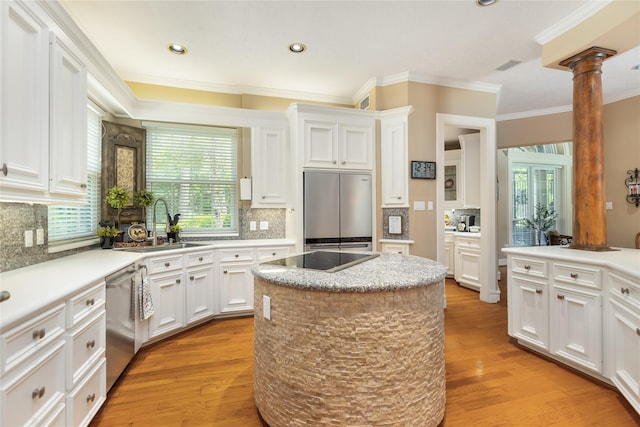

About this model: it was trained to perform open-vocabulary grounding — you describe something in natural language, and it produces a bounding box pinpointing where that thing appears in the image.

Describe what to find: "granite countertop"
[252,252,447,293]
[502,245,640,280]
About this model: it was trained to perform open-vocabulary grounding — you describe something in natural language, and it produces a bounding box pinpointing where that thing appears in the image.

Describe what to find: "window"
[48,103,102,246]
[145,122,238,235]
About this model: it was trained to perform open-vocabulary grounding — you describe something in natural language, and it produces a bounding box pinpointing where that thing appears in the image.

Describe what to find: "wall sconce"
[625,168,640,207]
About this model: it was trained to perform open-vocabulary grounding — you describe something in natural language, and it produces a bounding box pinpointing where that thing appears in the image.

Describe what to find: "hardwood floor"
[90,276,640,426]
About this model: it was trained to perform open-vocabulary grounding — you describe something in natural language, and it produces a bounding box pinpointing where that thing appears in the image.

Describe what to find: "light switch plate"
[250,221,257,231]
[605,201,613,210]
[36,228,44,245]
[260,221,269,230]
[414,201,425,211]
[24,230,33,248]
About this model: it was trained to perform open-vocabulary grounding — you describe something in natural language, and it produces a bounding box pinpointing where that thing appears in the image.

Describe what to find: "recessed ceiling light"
[289,43,306,53]
[168,44,188,55]
[477,0,497,5]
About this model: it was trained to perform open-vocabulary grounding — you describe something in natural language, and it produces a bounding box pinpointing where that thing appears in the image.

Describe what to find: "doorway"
[436,114,499,304]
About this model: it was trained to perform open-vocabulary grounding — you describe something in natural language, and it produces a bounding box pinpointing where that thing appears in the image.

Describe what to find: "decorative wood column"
[559,46,616,251]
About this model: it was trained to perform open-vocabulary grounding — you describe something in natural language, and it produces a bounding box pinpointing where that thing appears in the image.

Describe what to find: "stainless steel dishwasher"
[105,263,139,391]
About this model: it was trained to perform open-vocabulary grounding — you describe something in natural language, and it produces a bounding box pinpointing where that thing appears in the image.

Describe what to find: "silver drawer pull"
[198,257,203,261]
[524,265,531,270]
[570,273,578,279]
[32,387,46,399]
[32,328,45,340]
[535,289,543,294]
[86,340,96,349]
[86,393,96,403]
[164,262,170,267]
[86,298,95,306]
[621,287,630,295]
[557,294,565,300]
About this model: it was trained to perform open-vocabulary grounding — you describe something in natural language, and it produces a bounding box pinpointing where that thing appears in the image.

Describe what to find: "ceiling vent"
[496,60,521,71]
[359,95,370,110]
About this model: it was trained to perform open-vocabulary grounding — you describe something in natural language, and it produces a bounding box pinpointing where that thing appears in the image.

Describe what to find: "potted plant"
[167,224,182,243]
[524,203,558,246]
[106,186,130,230]
[96,222,120,249]
[133,189,154,225]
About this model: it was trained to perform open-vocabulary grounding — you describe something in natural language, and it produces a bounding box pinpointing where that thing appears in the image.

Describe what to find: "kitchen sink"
[115,242,205,253]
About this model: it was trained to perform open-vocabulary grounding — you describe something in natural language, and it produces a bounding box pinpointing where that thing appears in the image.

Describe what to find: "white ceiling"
[60,0,640,119]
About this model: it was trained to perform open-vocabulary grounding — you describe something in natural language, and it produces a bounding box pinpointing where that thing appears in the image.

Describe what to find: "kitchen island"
[251,252,447,427]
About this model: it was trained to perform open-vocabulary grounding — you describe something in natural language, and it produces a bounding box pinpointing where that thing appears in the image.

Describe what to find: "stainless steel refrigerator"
[303,171,372,251]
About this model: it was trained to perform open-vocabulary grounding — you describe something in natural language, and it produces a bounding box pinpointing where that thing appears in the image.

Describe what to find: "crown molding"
[534,0,611,45]
[496,105,572,122]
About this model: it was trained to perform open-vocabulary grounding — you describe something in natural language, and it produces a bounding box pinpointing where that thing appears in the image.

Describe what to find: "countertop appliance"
[304,171,372,251]
[263,251,379,272]
[105,263,139,391]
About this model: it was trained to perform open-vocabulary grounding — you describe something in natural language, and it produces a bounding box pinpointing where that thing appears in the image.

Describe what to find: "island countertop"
[251,252,447,292]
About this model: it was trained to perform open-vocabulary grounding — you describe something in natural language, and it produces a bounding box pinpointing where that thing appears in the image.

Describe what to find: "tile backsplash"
[0,202,287,273]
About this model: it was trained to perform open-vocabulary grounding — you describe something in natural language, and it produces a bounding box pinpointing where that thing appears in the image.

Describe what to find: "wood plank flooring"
[90,275,640,426]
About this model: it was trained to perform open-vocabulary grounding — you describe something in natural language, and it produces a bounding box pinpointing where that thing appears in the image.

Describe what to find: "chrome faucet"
[152,197,170,246]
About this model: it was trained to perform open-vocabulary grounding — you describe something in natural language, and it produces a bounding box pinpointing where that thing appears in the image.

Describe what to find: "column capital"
[559,46,617,69]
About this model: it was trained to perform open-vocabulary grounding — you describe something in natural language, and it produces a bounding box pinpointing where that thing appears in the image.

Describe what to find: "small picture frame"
[411,161,436,179]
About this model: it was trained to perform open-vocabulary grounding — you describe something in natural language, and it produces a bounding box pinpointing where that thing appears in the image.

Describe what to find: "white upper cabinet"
[0,1,50,196]
[251,126,289,207]
[0,1,88,204]
[380,107,412,207]
[293,104,374,171]
[49,33,87,197]
[459,133,481,209]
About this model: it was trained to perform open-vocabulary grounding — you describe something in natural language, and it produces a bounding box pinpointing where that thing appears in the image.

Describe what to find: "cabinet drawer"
[2,304,65,374]
[148,254,183,274]
[444,232,455,243]
[455,236,480,249]
[511,257,548,279]
[67,357,106,427]
[67,282,105,328]
[186,250,214,267]
[256,246,291,261]
[553,262,601,289]
[67,309,105,389]
[2,340,66,427]
[609,271,640,310]
[219,248,254,262]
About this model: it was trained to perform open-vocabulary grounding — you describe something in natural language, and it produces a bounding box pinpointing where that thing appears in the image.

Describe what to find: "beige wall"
[375,82,497,259]
[495,95,640,252]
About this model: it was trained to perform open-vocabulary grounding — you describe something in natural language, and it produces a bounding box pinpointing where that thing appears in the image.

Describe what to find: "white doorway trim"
[436,114,499,303]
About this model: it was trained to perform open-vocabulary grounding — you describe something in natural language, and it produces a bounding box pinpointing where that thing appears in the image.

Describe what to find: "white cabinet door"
[510,275,549,351]
[339,123,372,170]
[252,126,288,207]
[303,120,338,168]
[444,240,454,277]
[148,272,185,339]
[459,133,481,209]
[219,262,254,314]
[185,265,215,324]
[49,33,87,198]
[551,285,602,373]
[608,298,640,414]
[457,248,480,291]
[444,149,462,209]
[0,1,50,196]
[380,116,408,207]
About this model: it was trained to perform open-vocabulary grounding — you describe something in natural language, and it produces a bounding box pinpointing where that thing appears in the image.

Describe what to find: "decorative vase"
[167,232,179,243]
[100,236,114,249]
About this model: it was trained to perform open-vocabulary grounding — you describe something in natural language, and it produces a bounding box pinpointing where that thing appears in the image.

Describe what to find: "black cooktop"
[263,251,379,273]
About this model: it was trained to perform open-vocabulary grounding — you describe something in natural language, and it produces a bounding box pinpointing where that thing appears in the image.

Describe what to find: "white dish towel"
[139,273,154,320]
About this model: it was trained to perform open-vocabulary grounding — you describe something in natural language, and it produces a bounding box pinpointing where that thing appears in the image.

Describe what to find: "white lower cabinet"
[443,232,455,277]
[506,249,640,416]
[185,264,215,324]
[454,234,481,290]
[148,270,186,339]
[66,358,105,427]
[218,248,255,315]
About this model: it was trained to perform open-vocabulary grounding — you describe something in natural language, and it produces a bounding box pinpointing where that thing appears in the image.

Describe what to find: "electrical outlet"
[250,221,257,231]
[24,230,33,248]
[36,228,44,245]
[260,221,269,230]
[263,295,271,320]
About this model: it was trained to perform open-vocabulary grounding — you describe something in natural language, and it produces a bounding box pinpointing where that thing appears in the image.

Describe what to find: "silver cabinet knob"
[198,257,203,261]
[176,279,181,284]
[570,272,578,279]
[164,262,170,267]
[32,329,45,339]
[524,265,531,270]
[341,161,346,165]
[224,270,228,274]
[86,393,96,403]
[235,254,239,258]
[557,294,565,300]
[32,387,46,399]
[189,275,195,280]
[86,340,96,349]
[86,298,95,306]
[535,289,542,294]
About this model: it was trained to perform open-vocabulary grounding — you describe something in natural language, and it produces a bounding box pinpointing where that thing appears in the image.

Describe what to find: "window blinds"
[48,104,102,242]
[145,122,238,234]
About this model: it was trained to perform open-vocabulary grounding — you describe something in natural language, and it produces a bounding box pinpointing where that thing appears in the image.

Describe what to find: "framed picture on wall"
[411,161,436,179]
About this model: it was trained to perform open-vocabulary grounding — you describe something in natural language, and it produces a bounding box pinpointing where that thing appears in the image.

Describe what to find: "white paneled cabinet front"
[0,0,88,203]
[251,126,288,207]
[0,0,50,196]
[49,33,88,198]
[454,234,481,291]
[148,271,185,339]
[304,120,338,168]
[185,265,215,324]
[339,123,373,170]
[218,248,255,314]
[380,109,410,207]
